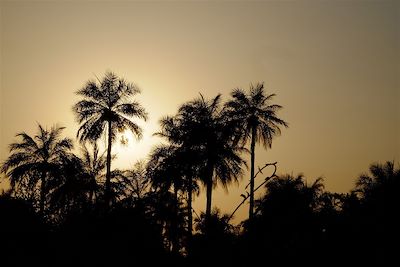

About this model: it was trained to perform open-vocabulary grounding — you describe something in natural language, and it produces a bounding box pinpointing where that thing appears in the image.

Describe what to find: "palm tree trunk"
[39,171,46,216]
[105,120,112,208]
[172,186,179,253]
[205,163,213,233]
[249,126,256,220]
[185,175,193,256]
[187,175,193,237]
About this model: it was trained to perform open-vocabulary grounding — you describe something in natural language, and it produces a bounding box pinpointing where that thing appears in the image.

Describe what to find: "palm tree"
[122,161,150,202]
[48,153,93,216]
[177,94,246,229]
[50,144,106,215]
[352,162,400,264]
[256,174,324,215]
[73,71,148,207]
[152,94,245,235]
[247,174,325,266]
[147,144,187,253]
[79,143,106,204]
[155,116,202,237]
[355,161,400,200]
[224,83,288,219]
[194,208,236,237]
[1,124,73,215]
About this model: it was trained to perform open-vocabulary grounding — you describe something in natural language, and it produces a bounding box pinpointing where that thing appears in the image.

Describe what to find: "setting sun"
[112,123,162,169]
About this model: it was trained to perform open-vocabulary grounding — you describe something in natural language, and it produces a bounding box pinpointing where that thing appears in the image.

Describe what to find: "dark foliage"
[0,76,397,266]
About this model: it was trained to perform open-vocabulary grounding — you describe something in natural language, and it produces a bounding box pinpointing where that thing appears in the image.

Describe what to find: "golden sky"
[1,0,399,223]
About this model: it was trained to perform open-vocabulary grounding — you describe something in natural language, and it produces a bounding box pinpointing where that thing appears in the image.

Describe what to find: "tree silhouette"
[79,143,105,204]
[194,208,237,237]
[349,161,400,265]
[48,152,103,220]
[191,208,239,266]
[1,124,73,215]
[245,174,325,265]
[148,145,184,197]
[155,115,201,238]
[224,83,288,219]
[165,94,246,231]
[256,174,324,216]
[4,69,399,266]
[104,161,152,210]
[73,71,148,207]
[355,161,400,201]
[0,193,46,266]
[120,161,150,202]
[147,144,189,253]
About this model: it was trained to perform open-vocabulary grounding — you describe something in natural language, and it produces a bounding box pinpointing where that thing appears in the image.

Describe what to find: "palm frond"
[114,102,148,121]
[10,132,38,152]
[116,116,144,140]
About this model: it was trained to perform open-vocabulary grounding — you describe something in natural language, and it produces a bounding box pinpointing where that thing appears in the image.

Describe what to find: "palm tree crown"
[73,71,148,207]
[176,94,246,228]
[355,161,400,203]
[1,124,73,215]
[225,83,288,148]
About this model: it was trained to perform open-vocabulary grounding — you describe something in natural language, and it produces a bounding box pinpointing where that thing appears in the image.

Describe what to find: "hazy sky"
[1,0,399,223]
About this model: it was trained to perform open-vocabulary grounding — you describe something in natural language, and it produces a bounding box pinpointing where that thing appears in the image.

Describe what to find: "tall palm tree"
[224,83,288,219]
[153,94,245,234]
[178,94,246,229]
[1,124,73,215]
[73,71,148,207]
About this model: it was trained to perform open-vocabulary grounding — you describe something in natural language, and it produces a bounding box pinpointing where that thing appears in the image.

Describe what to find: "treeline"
[1,72,398,266]
[1,161,398,266]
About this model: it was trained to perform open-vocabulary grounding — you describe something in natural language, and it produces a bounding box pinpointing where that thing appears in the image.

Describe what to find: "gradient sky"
[1,0,399,224]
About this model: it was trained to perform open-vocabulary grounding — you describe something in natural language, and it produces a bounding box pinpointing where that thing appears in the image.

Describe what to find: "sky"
[1,0,399,224]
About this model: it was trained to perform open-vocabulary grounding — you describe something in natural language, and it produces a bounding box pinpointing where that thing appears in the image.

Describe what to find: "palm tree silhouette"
[1,124,73,215]
[73,71,148,207]
[194,208,236,237]
[355,161,400,200]
[151,94,245,236]
[51,144,105,215]
[121,161,150,202]
[243,174,325,266]
[80,143,106,204]
[352,161,400,265]
[224,83,288,219]
[257,174,324,216]
[49,153,95,217]
[155,115,201,237]
[148,145,183,195]
[177,94,246,229]
[192,208,239,266]
[147,144,188,252]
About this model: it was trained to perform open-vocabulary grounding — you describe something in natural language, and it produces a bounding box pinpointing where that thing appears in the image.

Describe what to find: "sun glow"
[111,122,162,170]
[118,131,134,148]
